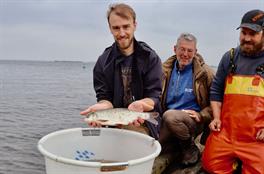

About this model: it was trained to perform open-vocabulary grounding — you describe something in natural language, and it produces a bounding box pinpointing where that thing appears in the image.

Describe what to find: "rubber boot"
[179,138,200,166]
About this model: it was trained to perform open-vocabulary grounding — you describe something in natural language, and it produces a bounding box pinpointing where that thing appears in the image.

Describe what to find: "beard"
[116,37,134,51]
[240,36,264,56]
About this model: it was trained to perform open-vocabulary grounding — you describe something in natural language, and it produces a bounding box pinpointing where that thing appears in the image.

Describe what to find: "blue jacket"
[162,54,215,144]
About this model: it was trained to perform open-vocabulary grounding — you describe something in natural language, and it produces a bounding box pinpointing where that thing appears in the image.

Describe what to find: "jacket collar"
[163,53,206,78]
[193,53,206,78]
[111,38,147,58]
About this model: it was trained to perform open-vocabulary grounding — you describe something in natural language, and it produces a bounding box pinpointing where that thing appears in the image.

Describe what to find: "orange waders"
[202,75,264,174]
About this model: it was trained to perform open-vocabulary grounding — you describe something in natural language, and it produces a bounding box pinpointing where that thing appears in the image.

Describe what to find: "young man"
[153,33,214,174]
[80,3,162,139]
[202,9,264,174]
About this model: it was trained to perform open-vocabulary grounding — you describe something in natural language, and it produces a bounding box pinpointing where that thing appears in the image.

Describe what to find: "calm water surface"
[0,60,96,174]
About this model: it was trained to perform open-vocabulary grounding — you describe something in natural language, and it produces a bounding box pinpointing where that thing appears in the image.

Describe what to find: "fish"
[84,108,159,126]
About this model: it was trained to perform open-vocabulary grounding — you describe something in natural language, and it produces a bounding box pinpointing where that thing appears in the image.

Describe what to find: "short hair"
[107,3,136,24]
[176,33,197,47]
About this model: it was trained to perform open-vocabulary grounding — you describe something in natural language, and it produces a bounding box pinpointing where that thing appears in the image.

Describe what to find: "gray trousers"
[159,109,202,153]
[152,109,203,174]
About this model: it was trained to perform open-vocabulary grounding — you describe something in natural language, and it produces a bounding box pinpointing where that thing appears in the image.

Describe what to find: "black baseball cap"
[237,9,264,32]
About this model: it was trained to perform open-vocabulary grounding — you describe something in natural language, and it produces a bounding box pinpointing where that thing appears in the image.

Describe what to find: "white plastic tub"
[38,128,161,174]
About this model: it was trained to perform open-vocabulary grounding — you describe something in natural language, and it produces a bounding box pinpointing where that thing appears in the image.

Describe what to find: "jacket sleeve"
[199,66,215,124]
[210,51,230,102]
[198,66,215,145]
[93,56,113,103]
[143,52,163,107]
[200,106,212,124]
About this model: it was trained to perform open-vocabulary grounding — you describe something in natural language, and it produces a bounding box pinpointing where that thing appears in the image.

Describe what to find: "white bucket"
[38,128,161,174]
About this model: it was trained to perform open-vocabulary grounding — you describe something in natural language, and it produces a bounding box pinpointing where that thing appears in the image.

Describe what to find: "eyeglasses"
[177,47,195,54]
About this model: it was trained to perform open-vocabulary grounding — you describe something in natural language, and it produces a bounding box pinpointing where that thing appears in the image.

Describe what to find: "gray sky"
[0,0,263,66]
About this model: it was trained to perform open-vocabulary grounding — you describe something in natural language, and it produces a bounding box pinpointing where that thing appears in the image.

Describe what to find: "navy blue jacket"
[93,39,162,139]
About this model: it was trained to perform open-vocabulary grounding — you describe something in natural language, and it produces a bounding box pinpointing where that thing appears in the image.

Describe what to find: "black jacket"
[93,39,162,139]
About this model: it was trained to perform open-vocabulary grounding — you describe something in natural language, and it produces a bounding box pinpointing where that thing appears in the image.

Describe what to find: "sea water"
[0,60,96,174]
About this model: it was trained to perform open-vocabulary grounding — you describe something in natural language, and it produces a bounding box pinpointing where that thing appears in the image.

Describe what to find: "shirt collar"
[174,60,193,72]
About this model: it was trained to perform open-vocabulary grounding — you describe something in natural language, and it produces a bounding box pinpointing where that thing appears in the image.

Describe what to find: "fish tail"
[149,112,159,118]
[146,112,159,125]
[146,117,158,125]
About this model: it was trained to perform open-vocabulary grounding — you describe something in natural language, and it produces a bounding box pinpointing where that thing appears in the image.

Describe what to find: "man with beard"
[80,3,162,139]
[202,9,264,174]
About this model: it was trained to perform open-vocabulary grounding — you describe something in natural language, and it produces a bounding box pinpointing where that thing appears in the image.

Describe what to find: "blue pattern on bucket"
[74,150,95,161]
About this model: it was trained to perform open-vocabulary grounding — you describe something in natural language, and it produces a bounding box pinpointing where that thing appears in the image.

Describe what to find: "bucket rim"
[38,127,161,167]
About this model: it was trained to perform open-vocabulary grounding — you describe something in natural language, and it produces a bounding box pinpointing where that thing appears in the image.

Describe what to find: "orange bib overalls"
[202,74,264,174]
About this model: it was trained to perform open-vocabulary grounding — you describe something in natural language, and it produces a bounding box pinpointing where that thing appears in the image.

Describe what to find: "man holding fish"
[80,3,162,139]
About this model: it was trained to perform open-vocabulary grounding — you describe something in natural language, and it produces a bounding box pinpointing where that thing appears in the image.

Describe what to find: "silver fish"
[84,108,159,126]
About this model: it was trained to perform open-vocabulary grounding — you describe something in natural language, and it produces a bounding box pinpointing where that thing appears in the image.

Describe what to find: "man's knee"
[162,109,194,140]
[202,158,234,174]
[163,109,185,124]
[202,148,234,174]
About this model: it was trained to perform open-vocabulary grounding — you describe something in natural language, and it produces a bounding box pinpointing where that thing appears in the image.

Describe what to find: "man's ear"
[173,45,177,54]
[108,24,113,35]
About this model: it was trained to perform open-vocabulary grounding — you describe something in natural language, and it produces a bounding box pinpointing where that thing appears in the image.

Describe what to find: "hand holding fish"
[127,98,155,127]
[128,117,145,127]
[80,100,113,115]
[128,101,144,112]
[128,98,155,112]
[80,100,114,127]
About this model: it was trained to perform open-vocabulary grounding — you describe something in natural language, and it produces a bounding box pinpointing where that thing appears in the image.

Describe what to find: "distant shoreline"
[0,59,96,64]
[0,59,218,67]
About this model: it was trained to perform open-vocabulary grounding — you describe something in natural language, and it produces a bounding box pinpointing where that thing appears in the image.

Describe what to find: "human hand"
[209,118,221,132]
[128,117,145,127]
[128,100,144,112]
[80,101,113,127]
[182,109,201,122]
[80,101,113,115]
[87,120,102,127]
[256,128,264,141]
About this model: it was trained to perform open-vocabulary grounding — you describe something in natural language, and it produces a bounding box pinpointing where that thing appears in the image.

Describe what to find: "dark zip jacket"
[93,39,163,139]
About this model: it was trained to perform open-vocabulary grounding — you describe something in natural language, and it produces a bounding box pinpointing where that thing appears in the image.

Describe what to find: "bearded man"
[202,9,264,174]
[80,3,162,139]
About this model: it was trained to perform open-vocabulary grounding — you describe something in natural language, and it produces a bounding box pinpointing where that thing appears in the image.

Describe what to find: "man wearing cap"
[202,9,264,174]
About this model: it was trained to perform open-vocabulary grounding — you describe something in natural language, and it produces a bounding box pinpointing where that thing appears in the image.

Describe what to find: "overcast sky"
[0,0,263,66]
